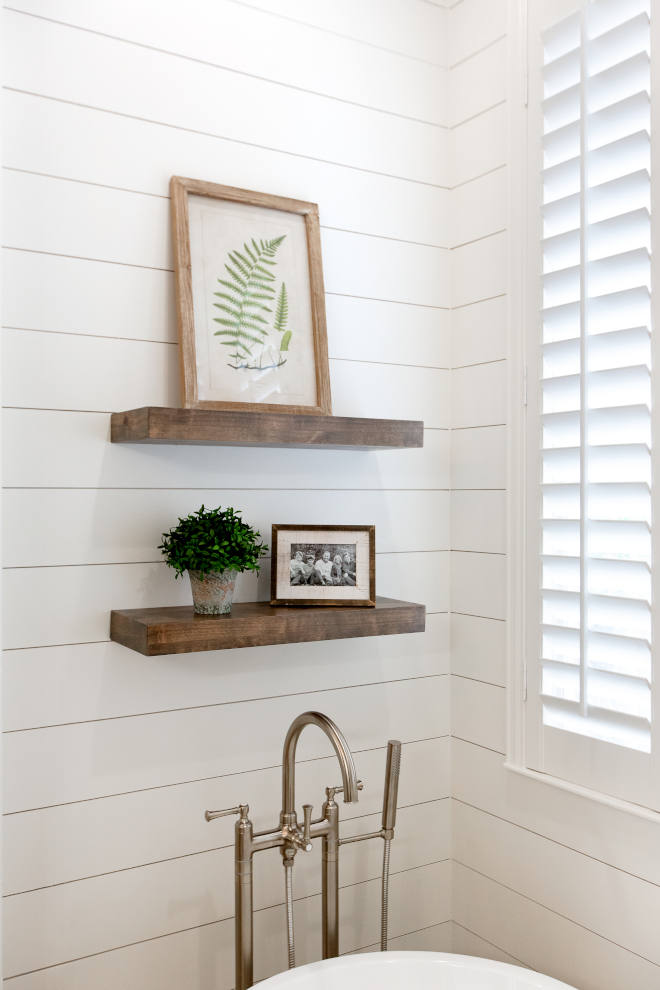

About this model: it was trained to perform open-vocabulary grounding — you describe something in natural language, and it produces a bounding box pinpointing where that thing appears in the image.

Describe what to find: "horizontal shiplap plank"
[452,863,660,990]
[452,739,660,888]
[450,425,507,489]
[3,92,449,247]
[450,613,506,687]
[451,675,506,753]
[452,232,506,309]
[4,674,448,811]
[2,171,450,306]
[5,802,448,975]
[453,800,660,968]
[2,248,449,365]
[197,0,448,64]
[322,228,449,308]
[451,294,507,369]
[2,328,449,426]
[451,490,506,553]
[3,488,449,567]
[449,38,506,128]
[2,328,180,413]
[450,550,506,621]
[5,861,451,988]
[329,361,449,426]
[9,0,449,67]
[5,737,449,893]
[3,614,448,731]
[451,104,507,187]
[2,247,177,343]
[451,362,507,429]
[4,12,447,185]
[355,921,452,954]
[3,551,448,651]
[450,922,528,967]
[2,409,449,490]
[450,167,506,248]
[1,171,170,270]
[5,1,447,123]
[450,0,507,67]
[244,2,449,63]
[327,294,449,367]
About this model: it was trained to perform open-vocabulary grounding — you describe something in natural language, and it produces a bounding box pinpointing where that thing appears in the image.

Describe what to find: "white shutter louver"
[540,0,652,755]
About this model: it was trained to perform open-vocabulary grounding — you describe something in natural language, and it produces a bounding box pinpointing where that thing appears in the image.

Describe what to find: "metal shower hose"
[285,861,295,969]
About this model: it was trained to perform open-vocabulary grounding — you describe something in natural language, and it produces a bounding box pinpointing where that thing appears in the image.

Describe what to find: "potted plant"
[159,505,268,614]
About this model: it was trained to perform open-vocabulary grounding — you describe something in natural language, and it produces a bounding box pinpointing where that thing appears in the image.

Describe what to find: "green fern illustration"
[213,236,286,369]
[273,282,293,353]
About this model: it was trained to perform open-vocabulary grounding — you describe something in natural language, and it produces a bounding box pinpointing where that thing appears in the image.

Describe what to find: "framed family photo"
[271,525,376,608]
[170,176,332,415]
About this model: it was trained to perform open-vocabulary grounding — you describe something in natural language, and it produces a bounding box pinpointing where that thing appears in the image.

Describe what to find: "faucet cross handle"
[205,804,249,822]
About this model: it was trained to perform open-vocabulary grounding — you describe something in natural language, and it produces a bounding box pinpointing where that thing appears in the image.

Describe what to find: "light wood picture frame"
[271,525,376,607]
[170,176,332,415]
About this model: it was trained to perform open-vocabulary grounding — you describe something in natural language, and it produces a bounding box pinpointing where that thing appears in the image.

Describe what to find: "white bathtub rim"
[258,951,578,989]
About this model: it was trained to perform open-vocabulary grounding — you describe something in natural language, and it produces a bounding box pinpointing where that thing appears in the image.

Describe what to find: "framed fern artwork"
[170,176,332,415]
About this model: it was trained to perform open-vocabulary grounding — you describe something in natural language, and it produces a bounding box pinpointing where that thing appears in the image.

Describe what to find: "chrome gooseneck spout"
[282,711,359,822]
[204,711,400,990]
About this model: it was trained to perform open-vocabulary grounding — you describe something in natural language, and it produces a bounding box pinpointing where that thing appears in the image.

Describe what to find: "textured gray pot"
[188,569,239,614]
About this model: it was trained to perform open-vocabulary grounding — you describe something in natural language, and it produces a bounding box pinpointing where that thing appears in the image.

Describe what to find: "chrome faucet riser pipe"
[235,815,254,990]
[321,793,339,958]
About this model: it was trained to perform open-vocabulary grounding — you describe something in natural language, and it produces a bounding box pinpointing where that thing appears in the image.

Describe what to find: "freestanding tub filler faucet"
[205,711,401,990]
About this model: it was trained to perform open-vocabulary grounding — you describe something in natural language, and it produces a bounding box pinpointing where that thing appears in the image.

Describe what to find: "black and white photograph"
[289,543,357,587]
[271,525,376,607]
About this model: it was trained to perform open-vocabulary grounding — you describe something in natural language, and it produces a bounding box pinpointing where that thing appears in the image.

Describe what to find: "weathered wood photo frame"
[271,525,376,608]
[170,176,332,415]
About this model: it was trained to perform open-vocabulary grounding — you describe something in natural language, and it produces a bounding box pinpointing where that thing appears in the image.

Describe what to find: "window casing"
[516,0,660,811]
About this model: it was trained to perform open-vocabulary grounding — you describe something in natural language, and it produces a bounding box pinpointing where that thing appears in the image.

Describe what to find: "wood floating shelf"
[111,407,423,451]
[111,596,426,657]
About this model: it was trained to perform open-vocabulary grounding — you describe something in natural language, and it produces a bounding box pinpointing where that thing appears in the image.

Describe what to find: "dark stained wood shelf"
[111,407,423,450]
[111,596,426,656]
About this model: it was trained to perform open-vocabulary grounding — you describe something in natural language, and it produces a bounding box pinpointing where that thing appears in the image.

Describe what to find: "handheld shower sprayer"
[204,714,402,989]
[380,741,401,951]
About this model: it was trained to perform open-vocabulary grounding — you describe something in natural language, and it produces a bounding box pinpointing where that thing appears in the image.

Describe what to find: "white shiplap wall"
[1,1,451,986]
[449,2,660,988]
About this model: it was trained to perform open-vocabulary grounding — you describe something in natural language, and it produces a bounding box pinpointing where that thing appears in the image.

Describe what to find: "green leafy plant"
[213,236,286,369]
[273,282,291,351]
[159,505,268,579]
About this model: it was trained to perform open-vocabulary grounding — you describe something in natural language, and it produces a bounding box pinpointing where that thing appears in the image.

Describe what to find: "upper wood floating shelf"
[111,407,423,451]
[111,596,426,656]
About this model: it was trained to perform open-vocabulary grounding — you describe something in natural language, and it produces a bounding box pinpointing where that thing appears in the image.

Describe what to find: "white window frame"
[506,0,660,822]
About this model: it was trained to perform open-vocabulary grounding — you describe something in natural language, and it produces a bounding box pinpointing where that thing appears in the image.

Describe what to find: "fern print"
[213,236,286,369]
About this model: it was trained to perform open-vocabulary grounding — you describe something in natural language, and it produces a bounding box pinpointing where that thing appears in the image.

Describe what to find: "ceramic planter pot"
[188,569,239,614]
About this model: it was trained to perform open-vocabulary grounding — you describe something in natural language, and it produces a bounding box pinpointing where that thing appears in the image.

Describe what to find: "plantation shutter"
[524,0,659,808]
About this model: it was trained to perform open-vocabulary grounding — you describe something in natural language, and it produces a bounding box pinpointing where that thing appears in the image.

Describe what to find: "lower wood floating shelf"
[111,596,426,656]
[111,407,423,450]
